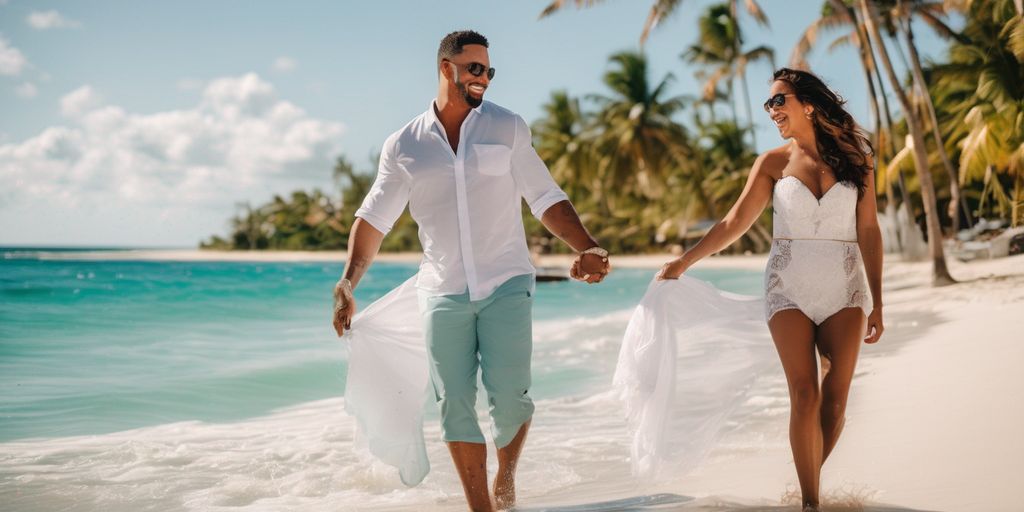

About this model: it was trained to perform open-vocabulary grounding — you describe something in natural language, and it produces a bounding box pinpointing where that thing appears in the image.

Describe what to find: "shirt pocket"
[471,143,512,176]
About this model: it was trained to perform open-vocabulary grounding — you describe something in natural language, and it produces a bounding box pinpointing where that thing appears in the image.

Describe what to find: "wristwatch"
[581,246,609,261]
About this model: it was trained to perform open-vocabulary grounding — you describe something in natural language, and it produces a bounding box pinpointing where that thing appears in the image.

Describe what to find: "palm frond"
[538,0,605,19]
[742,0,770,27]
[640,0,684,45]
[789,13,851,68]
[1002,14,1024,61]
[827,32,857,53]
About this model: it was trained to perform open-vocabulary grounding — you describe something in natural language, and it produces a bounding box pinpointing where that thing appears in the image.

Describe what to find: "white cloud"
[60,85,101,117]
[0,73,346,243]
[27,10,82,30]
[0,35,28,76]
[272,56,297,73]
[15,81,37,98]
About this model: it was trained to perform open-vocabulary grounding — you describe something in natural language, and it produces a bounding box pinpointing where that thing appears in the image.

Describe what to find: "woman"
[654,68,884,511]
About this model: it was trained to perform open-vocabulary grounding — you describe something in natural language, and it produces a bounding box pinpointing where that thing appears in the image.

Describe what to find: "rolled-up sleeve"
[510,115,569,218]
[354,137,410,234]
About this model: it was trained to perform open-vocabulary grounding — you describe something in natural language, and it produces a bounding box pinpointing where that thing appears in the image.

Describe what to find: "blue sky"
[0,1,952,246]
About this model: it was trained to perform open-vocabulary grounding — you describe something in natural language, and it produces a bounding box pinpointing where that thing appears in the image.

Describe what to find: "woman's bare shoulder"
[752,143,791,181]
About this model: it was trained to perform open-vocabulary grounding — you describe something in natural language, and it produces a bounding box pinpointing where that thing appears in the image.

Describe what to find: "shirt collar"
[426,99,483,133]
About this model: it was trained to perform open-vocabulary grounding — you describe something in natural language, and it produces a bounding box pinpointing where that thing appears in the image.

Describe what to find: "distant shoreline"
[5,248,770,270]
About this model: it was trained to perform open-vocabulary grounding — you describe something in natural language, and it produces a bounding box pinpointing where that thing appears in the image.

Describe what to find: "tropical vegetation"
[204,0,1023,286]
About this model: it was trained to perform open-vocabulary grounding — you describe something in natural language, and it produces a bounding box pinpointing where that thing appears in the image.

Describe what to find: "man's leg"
[493,419,530,510]
[420,292,491,511]
[477,275,536,510]
[446,442,490,512]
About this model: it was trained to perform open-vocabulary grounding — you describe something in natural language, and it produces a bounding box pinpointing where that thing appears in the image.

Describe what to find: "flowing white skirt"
[342,276,431,486]
[342,274,776,485]
[612,275,776,478]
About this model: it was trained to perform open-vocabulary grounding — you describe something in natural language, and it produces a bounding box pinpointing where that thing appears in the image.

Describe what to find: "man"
[332,30,610,511]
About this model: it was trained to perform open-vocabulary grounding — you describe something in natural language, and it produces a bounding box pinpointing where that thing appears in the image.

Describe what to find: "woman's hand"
[656,256,689,281]
[864,307,884,344]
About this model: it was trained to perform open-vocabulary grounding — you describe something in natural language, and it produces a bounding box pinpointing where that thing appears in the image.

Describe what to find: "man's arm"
[539,200,608,283]
[510,115,609,283]
[333,137,409,336]
[333,218,384,336]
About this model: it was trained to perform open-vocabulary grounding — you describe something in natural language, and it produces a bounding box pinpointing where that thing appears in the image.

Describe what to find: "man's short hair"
[437,30,489,74]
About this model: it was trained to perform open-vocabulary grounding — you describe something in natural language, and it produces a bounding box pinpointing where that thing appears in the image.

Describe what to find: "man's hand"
[332,279,356,337]
[570,253,610,284]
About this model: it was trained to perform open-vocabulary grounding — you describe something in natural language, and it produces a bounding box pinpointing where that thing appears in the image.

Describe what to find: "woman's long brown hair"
[772,68,874,196]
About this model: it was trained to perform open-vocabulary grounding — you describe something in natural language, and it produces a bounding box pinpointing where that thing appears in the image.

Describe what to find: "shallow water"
[0,249,769,511]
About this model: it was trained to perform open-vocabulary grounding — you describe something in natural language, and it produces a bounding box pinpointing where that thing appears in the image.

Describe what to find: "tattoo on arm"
[542,200,597,251]
[343,256,371,287]
[550,202,578,239]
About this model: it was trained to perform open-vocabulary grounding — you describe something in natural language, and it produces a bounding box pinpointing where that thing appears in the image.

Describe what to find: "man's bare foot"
[492,472,515,510]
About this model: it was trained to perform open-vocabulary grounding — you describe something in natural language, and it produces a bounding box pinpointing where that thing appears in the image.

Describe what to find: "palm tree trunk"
[828,0,903,251]
[740,70,757,149]
[842,1,913,206]
[727,79,739,127]
[841,0,917,254]
[898,11,972,234]
[1014,167,1023,227]
[860,0,954,285]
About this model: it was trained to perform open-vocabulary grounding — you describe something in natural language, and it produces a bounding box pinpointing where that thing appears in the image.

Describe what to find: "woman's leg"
[816,307,867,463]
[768,309,822,509]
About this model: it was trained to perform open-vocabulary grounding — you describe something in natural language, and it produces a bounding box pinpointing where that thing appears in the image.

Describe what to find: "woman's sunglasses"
[446,60,496,80]
[763,93,796,112]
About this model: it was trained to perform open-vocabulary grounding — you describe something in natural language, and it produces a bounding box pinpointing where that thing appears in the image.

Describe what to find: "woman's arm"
[856,167,885,343]
[658,151,780,279]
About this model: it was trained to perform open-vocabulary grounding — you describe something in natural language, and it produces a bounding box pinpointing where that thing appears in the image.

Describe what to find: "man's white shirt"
[355,100,569,301]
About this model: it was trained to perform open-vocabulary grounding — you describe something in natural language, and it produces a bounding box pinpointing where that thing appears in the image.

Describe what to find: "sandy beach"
[648,252,1024,511]
[507,252,1024,511]
[4,247,1021,511]
[13,247,768,270]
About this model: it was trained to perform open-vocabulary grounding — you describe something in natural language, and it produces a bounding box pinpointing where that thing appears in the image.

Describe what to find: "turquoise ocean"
[0,248,768,511]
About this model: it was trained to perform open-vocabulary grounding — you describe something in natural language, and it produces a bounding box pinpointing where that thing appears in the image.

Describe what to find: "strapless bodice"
[772,175,859,242]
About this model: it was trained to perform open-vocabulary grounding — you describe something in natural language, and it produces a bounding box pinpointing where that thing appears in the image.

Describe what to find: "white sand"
[645,253,1024,511]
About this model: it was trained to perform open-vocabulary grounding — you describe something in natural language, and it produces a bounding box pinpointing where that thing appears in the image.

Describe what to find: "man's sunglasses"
[763,93,797,112]
[446,60,496,80]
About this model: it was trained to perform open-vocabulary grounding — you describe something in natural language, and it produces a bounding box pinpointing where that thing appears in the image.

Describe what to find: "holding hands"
[570,247,611,284]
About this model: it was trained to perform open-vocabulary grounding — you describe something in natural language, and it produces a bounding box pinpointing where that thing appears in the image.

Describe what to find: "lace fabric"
[764,177,871,324]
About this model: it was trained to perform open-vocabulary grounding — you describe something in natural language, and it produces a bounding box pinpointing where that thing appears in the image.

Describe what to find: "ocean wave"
[0,396,613,511]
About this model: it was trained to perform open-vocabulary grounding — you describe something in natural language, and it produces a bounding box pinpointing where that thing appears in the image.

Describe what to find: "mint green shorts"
[417,274,535,448]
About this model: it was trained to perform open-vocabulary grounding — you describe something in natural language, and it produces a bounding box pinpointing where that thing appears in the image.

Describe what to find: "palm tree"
[860,0,955,285]
[886,0,972,234]
[538,0,768,46]
[696,117,773,251]
[532,90,595,201]
[587,51,700,247]
[232,201,268,250]
[930,0,1024,226]
[792,0,929,256]
[683,3,774,149]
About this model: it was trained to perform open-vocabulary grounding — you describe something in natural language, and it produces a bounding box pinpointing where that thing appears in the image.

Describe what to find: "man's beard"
[455,77,483,108]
